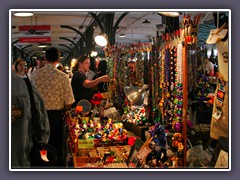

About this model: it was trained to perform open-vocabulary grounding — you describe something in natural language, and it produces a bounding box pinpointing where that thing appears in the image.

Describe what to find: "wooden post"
[182,41,188,167]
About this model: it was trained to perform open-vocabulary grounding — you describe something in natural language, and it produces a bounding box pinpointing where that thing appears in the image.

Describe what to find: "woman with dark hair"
[71,55,110,108]
[92,60,108,93]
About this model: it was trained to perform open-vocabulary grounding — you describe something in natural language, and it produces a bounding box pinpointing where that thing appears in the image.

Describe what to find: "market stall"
[62,12,229,169]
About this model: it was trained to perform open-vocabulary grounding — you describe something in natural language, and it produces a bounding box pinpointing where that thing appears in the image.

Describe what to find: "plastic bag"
[186,145,212,168]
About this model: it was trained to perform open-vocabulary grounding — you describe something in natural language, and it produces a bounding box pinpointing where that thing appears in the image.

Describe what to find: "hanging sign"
[19,25,51,43]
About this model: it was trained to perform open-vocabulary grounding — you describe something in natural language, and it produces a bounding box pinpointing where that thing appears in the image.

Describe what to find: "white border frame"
[9,9,231,172]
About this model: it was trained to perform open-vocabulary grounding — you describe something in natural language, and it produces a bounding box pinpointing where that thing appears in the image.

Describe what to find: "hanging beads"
[171,42,183,131]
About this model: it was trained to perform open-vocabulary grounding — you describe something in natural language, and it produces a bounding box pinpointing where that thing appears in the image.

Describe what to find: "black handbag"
[23,76,57,167]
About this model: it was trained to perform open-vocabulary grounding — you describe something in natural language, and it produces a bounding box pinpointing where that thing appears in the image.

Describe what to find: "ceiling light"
[90,51,98,57]
[158,12,180,17]
[38,45,48,48]
[119,34,126,37]
[13,12,34,17]
[142,19,151,24]
[71,58,77,68]
[94,33,108,47]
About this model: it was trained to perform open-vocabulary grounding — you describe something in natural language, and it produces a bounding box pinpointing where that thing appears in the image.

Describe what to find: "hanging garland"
[172,42,183,132]
[163,47,172,128]
[168,46,177,128]
[158,48,165,124]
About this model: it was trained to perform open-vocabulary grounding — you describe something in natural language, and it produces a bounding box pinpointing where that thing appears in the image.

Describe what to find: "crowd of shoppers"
[11,47,110,168]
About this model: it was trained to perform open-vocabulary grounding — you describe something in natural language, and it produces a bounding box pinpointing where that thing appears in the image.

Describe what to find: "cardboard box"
[73,148,101,168]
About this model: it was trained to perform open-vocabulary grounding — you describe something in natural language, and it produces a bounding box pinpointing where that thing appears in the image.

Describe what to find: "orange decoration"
[76,105,83,113]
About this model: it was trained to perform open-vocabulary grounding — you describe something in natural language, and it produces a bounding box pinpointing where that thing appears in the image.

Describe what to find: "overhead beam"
[59,44,72,51]
[60,25,87,46]
[20,45,33,59]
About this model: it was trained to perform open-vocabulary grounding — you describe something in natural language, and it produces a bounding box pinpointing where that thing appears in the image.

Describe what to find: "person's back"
[11,72,50,168]
[31,64,73,110]
[30,47,74,111]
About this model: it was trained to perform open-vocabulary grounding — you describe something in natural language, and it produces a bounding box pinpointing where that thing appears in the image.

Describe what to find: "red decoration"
[128,136,136,146]
[91,93,104,105]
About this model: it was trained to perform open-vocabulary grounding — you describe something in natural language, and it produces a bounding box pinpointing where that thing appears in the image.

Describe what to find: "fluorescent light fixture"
[38,45,48,48]
[158,12,180,17]
[13,12,34,17]
[94,33,108,47]
[119,34,126,37]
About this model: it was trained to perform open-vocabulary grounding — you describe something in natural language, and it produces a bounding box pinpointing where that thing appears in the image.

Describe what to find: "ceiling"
[11,10,217,62]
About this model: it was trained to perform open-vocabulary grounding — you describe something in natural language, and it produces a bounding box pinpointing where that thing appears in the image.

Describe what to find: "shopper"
[30,47,75,167]
[27,55,46,77]
[13,58,27,77]
[204,57,214,76]
[71,55,110,108]
[92,60,108,93]
[127,59,137,86]
[11,72,50,168]
[27,57,37,76]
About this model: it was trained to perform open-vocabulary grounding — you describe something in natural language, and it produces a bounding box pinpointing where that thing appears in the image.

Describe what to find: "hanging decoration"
[105,43,150,119]
[102,22,211,167]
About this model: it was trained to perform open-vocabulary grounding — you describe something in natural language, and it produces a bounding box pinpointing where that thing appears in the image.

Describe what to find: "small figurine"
[121,129,128,140]
[89,120,94,128]
[95,122,102,133]
[118,123,123,135]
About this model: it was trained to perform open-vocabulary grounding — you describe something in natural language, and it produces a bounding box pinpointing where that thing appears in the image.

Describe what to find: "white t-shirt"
[85,70,96,80]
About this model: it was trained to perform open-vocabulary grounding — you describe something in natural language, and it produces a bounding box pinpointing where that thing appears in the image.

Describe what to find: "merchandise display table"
[63,112,133,168]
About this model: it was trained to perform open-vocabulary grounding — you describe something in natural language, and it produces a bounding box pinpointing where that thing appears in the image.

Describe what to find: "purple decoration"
[174,122,181,132]
[187,120,193,128]
[177,104,182,108]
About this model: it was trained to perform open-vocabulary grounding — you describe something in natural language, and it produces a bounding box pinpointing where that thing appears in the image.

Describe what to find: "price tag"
[137,146,151,161]
[212,111,222,120]
[40,150,49,162]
